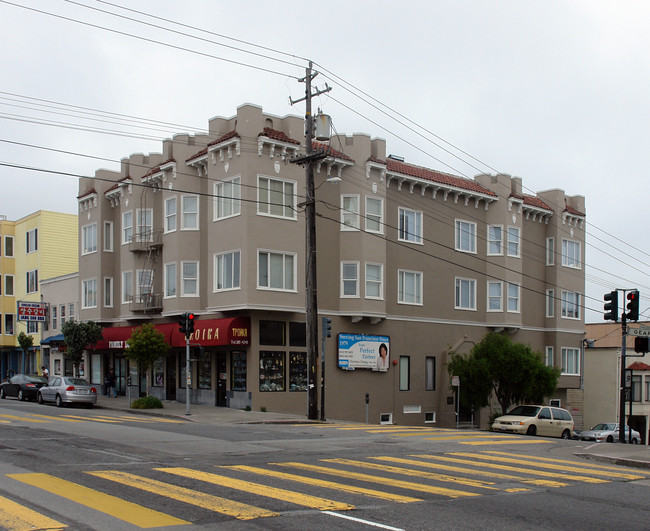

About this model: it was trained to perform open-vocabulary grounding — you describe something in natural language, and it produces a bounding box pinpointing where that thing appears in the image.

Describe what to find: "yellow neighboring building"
[0,211,77,379]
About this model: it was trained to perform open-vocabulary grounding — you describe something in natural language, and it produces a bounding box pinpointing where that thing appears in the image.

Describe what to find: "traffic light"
[186,313,195,336]
[603,290,618,322]
[626,290,640,321]
[321,316,332,339]
[178,312,187,334]
[634,336,649,353]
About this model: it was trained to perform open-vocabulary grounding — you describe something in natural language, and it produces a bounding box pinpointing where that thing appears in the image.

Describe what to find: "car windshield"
[506,406,540,417]
[26,375,48,383]
[65,378,89,386]
[592,423,616,431]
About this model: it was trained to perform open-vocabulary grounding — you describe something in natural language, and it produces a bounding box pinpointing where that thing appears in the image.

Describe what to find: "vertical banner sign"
[338,334,390,371]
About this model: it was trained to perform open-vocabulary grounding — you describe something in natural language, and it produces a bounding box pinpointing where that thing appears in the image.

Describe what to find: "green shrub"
[244,405,252,411]
[260,406,267,412]
[131,396,163,409]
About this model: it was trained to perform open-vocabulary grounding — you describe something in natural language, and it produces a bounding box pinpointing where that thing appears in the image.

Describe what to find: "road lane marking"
[7,473,188,528]
[0,414,50,423]
[322,458,498,490]
[274,462,481,498]
[27,413,83,422]
[459,440,554,445]
[323,510,405,530]
[0,493,67,530]
[88,470,277,521]
[158,467,353,511]
[61,415,121,423]
[224,465,422,503]
[422,435,515,441]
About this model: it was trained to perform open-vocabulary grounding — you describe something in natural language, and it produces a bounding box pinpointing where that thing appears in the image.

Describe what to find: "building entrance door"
[166,354,176,401]
[115,358,127,396]
[216,352,227,407]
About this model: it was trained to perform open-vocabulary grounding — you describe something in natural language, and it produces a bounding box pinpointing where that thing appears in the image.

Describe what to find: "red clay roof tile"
[259,127,300,145]
[312,141,355,162]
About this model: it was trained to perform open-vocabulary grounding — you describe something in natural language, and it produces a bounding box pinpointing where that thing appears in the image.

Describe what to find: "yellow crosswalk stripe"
[88,470,277,521]
[459,439,554,445]
[274,461,481,498]
[0,493,67,530]
[0,413,50,423]
[424,435,515,441]
[27,413,83,422]
[7,473,188,528]
[224,465,422,503]
[61,415,121,423]
[323,458,498,490]
[157,467,353,511]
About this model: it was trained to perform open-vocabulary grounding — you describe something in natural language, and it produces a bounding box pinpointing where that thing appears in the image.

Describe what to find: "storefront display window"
[231,351,247,391]
[153,357,164,387]
[259,320,285,346]
[289,352,307,391]
[198,351,211,389]
[91,354,101,384]
[259,351,284,391]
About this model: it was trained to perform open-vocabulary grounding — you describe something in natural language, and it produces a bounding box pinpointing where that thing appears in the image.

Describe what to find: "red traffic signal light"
[626,290,640,321]
[187,313,195,335]
[634,336,649,353]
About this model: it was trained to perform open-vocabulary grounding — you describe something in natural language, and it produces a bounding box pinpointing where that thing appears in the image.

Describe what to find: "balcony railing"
[129,293,163,313]
[128,229,163,252]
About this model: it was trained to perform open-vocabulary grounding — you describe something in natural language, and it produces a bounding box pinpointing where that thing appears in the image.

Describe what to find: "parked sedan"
[491,405,574,439]
[580,423,641,444]
[37,377,98,407]
[0,374,48,401]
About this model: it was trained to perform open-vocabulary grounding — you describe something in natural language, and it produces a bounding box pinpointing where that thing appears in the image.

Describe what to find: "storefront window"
[289,322,306,347]
[198,351,211,389]
[259,320,285,346]
[259,351,285,391]
[153,357,164,387]
[289,352,307,391]
[231,351,247,391]
[91,354,101,384]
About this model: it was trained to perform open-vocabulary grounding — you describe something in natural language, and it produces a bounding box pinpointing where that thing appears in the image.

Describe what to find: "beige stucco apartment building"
[77,103,585,426]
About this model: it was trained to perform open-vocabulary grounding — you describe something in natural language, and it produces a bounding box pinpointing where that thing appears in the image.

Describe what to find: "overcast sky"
[1,0,649,323]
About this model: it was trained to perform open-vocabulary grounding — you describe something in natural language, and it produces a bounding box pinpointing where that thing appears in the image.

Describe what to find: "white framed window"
[455,220,476,253]
[562,239,581,268]
[487,225,503,255]
[258,176,296,219]
[136,269,153,303]
[103,221,113,252]
[561,291,581,319]
[341,262,359,297]
[104,277,113,308]
[214,177,241,220]
[258,250,295,291]
[68,303,75,322]
[4,235,14,257]
[455,277,476,310]
[4,314,15,335]
[164,262,176,298]
[487,281,502,311]
[545,346,554,367]
[399,356,410,391]
[122,211,133,244]
[82,223,97,255]
[425,357,436,391]
[546,289,555,317]
[181,261,199,296]
[341,195,360,230]
[546,237,554,265]
[27,321,38,334]
[136,208,153,242]
[165,196,177,233]
[26,228,38,253]
[122,270,133,304]
[5,274,14,296]
[507,226,520,257]
[60,305,66,327]
[26,269,38,294]
[82,278,97,309]
[214,250,241,291]
[561,347,580,375]
[507,282,520,313]
[365,263,383,299]
[52,306,57,329]
[398,269,422,305]
[365,197,383,233]
[181,195,199,230]
[399,207,423,244]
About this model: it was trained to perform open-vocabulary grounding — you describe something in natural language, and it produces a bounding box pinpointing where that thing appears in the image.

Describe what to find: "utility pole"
[290,61,331,420]
[619,312,627,443]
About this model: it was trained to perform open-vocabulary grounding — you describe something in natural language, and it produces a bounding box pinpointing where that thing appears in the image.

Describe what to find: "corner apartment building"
[0,211,78,379]
[77,103,585,426]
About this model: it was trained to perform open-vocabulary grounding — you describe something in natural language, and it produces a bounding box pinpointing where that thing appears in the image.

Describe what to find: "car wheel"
[606,435,614,443]
[18,390,25,401]
[526,425,537,436]
[0,388,5,399]
[561,429,571,439]
[37,392,44,404]
[55,394,63,408]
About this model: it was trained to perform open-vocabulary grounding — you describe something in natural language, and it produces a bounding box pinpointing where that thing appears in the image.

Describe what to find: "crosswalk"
[0,411,185,425]
[2,450,648,529]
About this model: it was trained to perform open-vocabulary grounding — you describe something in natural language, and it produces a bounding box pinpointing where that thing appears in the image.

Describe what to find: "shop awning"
[41,334,65,345]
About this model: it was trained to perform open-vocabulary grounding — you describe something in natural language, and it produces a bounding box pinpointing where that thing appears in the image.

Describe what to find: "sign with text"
[17,301,47,322]
[628,325,650,337]
[338,333,390,371]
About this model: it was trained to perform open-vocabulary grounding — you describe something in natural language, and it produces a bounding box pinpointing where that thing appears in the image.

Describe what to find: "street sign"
[628,325,650,337]
[451,376,460,387]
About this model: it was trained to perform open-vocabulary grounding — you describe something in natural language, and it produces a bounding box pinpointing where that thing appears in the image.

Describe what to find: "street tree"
[61,321,103,376]
[447,332,561,416]
[124,323,169,391]
[17,332,34,373]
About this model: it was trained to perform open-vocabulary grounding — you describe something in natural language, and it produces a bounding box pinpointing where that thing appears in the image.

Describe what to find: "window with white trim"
[561,291,581,319]
[27,321,38,334]
[545,346,554,367]
[60,305,65,327]
[487,281,502,311]
[4,236,13,257]
[82,278,97,309]
[507,282,520,312]
[181,261,199,296]
[4,314,14,335]
[104,277,113,307]
[546,289,555,317]
[164,262,176,298]
[398,269,422,305]
[399,356,410,391]
[165,196,177,232]
[341,195,360,230]
[365,263,383,299]
[82,223,97,254]
[562,239,581,268]
[214,251,241,291]
[122,211,133,244]
[341,262,359,297]
[103,221,113,252]
[214,177,241,220]
[425,357,436,391]
[258,176,296,219]
[258,251,295,291]
[68,303,74,322]
[487,225,503,255]
[26,269,38,294]
[399,207,423,244]
[136,209,153,242]
[455,277,476,310]
[546,237,554,265]
[122,270,133,304]
[455,220,476,253]
[182,195,199,230]
[5,274,13,296]
[26,228,38,253]
[561,347,580,375]
[507,226,520,257]
[52,305,57,329]
[136,269,153,303]
[365,197,383,233]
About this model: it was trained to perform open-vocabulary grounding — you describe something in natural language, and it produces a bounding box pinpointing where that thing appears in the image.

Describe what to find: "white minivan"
[492,405,574,439]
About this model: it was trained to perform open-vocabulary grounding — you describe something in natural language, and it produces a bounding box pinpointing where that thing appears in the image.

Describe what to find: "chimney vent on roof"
[387,154,404,162]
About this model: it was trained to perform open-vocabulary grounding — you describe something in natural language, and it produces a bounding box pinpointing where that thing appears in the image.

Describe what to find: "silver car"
[37,377,97,407]
[579,422,641,444]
